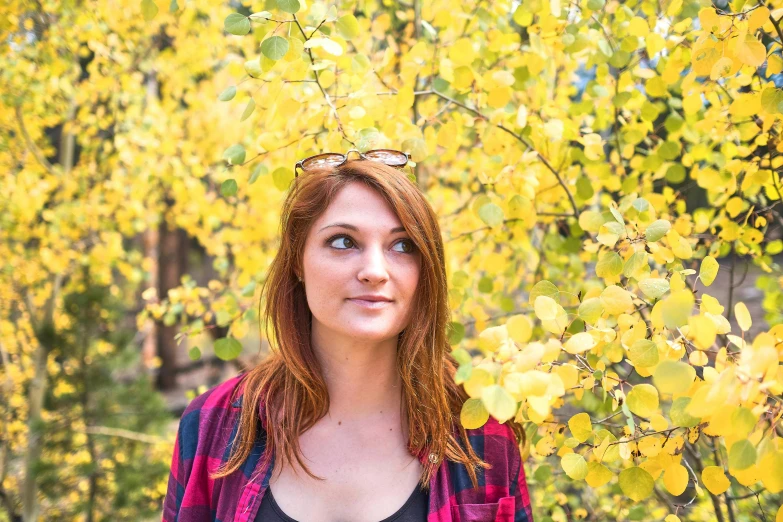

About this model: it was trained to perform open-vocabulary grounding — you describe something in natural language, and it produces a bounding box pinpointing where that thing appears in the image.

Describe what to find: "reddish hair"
[211,160,522,490]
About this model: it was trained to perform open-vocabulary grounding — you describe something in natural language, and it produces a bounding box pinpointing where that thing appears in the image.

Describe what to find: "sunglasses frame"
[294,148,411,177]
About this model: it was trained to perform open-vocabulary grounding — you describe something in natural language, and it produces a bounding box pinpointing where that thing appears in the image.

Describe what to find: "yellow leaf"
[506,315,532,343]
[700,256,719,286]
[777,504,783,522]
[665,516,681,522]
[661,290,694,329]
[688,314,717,349]
[561,453,588,480]
[461,397,490,429]
[735,302,752,331]
[691,40,722,76]
[585,462,612,487]
[619,467,654,501]
[464,368,494,398]
[729,92,762,117]
[710,56,734,80]
[748,6,770,32]
[726,196,744,217]
[534,295,559,321]
[600,285,634,316]
[568,412,593,443]
[564,332,597,354]
[647,33,666,57]
[737,35,767,67]
[768,54,783,75]
[682,92,703,115]
[628,17,649,37]
[627,384,659,417]
[664,464,689,495]
[702,465,731,494]
[698,8,720,32]
[481,384,517,423]
[516,105,528,128]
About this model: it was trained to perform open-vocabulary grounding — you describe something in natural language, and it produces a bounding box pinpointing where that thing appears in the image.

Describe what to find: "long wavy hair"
[211,160,523,490]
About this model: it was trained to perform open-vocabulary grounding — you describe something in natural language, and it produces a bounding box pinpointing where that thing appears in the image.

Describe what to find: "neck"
[310,322,404,427]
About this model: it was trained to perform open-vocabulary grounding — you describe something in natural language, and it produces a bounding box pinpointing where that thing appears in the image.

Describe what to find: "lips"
[347,297,392,309]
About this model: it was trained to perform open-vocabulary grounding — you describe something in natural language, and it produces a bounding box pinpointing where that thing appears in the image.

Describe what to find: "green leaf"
[222,144,246,165]
[249,164,267,184]
[529,280,560,306]
[188,346,201,360]
[221,179,238,197]
[244,58,263,78]
[214,337,243,361]
[645,219,671,242]
[596,251,623,278]
[561,453,588,480]
[272,166,294,191]
[623,251,649,279]
[261,36,290,61]
[578,297,604,324]
[276,0,300,14]
[619,467,654,501]
[169,0,178,13]
[669,397,701,427]
[241,280,257,297]
[729,439,757,470]
[638,278,670,300]
[478,203,504,227]
[448,321,466,345]
[460,397,489,429]
[336,14,360,39]
[141,0,158,20]
[699,256,719,286]
[224,13,251,35]
[629,339,659,367]
[240,98,256,121]
[219,86,237,101]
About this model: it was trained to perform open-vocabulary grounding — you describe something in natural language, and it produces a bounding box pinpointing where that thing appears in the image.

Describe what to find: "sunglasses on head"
[294,149,411,177]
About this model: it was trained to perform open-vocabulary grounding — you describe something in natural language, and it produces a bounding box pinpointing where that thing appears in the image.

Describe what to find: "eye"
[328,235,355,250]
[393,238,416,254]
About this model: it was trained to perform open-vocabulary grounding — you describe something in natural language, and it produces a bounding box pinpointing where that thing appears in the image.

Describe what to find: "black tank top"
[254,484,429,521]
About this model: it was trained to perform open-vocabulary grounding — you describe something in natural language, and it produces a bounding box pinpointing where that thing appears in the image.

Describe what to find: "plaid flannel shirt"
[162,373,533,522]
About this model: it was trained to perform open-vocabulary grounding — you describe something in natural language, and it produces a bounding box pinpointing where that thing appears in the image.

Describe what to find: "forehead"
[315,182,403,228]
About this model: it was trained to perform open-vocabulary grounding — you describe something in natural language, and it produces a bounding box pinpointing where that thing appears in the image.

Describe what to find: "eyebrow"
[319,223,406,234]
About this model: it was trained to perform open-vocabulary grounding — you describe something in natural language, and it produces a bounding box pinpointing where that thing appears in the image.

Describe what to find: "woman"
[162,150,533,522]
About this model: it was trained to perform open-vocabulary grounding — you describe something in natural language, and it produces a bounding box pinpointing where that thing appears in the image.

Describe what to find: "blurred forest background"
[2,0,783,520]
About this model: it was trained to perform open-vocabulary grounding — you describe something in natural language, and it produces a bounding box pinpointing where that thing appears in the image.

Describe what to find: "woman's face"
[301,181,421,343]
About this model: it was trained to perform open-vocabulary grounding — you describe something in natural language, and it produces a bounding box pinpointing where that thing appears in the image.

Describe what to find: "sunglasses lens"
[364,150,408,167]
[301,153,345,169]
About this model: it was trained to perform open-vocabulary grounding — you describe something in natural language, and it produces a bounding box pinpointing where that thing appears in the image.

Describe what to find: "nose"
[356,243,389,284]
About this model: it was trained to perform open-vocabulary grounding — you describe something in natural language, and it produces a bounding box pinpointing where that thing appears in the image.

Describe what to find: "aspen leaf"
[578,297,604,324]
[629,339,659,367]
[759,451,783,493]
[688,314,717,349]
[735,302,752,331]
[304,37,343,56]
[619,467,654,501]
[214,337,242,361]
[702,466,730,494]
[776,505,782,522]
[561,453,588,480]
[336,15,360,39]
[626,384,659,417]
[239,98,255,121]
[220,179,238,197]
[529,280,560,306]
[661,290,694,329]
[623,251,649,279]
[478,203,504,227]
[481,385,517,423]
[222,144,246,165]
[638,278,670,299]
[534,296,559,321]
[736,35,767,67]
[276,0,300,14]
[596,251,623,278]
[653,361,695,395]
[142,0,159,20]
[645,219,671,242]
[568,413,592,442]
[261,36,290,60]
[585,462,612,487]
[699,256,719,286]
[600,285,634,316]
[670,397,701,427]
[564,332,596,354]
[218,86,237,101]
[506,315,532,343]
[224,13,251,35]
[516,105,528,128]
[729,439,756,470]
[665,516,681,522]
[464,368,494,398]
[748,6,770,31]
[663,464,689,495]
[729,92,762,117]
[461,397,490,429]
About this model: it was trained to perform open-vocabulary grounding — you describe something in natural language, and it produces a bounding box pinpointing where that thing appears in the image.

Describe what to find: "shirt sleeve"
[161,405,203,522]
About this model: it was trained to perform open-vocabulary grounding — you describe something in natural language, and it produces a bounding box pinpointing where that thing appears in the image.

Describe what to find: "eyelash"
[326,234,417,254]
